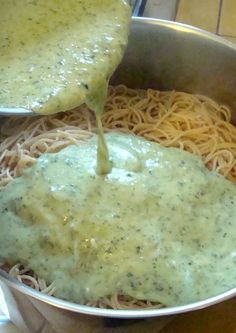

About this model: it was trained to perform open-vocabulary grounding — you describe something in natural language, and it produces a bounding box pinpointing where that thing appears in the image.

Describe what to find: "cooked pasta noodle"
[1,85,236,309]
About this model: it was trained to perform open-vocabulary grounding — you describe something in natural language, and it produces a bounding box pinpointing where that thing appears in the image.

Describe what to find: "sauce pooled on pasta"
[0,133,235,306]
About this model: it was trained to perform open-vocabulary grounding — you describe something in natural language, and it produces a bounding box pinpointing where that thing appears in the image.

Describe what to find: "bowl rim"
[0,17,236,319]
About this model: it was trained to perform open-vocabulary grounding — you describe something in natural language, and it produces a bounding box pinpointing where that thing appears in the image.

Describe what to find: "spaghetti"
[0,85,236,309]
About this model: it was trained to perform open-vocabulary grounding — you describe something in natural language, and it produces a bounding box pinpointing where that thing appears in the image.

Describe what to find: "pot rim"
[131,16,236,50]
[1,268,235,318]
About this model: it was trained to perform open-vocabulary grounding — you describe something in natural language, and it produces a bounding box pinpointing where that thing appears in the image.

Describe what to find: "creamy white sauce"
[0,133,235,306]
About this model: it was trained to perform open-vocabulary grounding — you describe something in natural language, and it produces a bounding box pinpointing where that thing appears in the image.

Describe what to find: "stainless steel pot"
[0,18,236,333]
